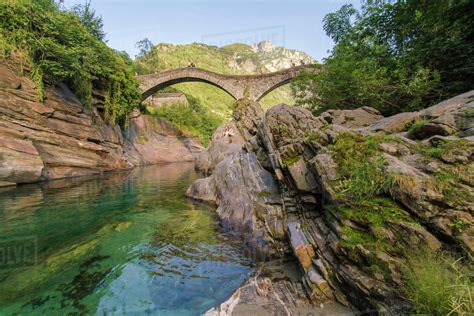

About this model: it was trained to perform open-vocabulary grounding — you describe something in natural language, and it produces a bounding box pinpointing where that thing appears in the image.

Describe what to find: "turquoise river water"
[0,163,253,315]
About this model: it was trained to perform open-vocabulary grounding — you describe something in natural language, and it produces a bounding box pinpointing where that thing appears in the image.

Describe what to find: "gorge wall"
[0,60,202,186]
[187,92,474,314]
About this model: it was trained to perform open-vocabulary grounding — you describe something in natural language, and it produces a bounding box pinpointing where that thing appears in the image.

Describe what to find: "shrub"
[0,0,141,126]
[292,1,473,116]
[147,94,222,146]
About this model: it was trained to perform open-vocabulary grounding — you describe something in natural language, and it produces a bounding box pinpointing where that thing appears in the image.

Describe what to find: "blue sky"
[65,0,360,61]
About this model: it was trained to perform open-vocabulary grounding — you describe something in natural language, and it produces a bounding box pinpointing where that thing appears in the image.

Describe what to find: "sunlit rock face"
[0,60,200,185]
[251,40,316,72]
[189,92,474,314]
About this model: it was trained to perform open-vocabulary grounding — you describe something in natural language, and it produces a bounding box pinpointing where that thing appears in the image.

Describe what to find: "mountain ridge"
[134,41,315,118]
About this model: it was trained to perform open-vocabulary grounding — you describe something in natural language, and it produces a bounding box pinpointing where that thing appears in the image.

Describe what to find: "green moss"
[278,124,290,136]
[407,119,429,137]
[305,131,322,143]
[257,191,272,198]
[340,197,415,227]
[137,134,149,144]
[320,124,331,131]
[329,132,393,204]
[281,154,300,167]
[339,227,376,248]
[448,216,469,233]
[418,138,472,161]
[464,108,474,117]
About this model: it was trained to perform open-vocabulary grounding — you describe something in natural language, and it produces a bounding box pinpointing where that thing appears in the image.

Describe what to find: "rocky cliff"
[187,92,473,314]
[0,60,201,186]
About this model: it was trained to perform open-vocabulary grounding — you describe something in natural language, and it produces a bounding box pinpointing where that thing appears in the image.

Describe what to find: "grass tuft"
[403,251,473,315]
[330,132,393,204]
[407,119,429,138]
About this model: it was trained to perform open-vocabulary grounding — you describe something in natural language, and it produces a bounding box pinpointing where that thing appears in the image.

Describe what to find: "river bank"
[0,59,202,187]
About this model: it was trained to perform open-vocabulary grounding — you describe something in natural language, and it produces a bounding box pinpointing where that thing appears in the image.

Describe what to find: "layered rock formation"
[187,91,473,313]
[0,60,201,186]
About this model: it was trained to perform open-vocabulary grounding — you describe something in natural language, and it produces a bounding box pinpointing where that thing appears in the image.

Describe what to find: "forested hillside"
[134,41,315,117]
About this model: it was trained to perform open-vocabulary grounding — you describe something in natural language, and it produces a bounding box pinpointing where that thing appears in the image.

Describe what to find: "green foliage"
[147,94,222,146]
[464,108,474,117]
[417,138,473,166]
[337,197,416,253]
[449,216,469,234]
[406,119,429,138]
[403,251,473,315]
[292,1,473,116]
[137,134,149,144]
[135,38,154,58]
[257,191,272,198]
[0,0,141,125]
[71,0,105,41]
[408,136,473,204]
[340,197,414,228]
[323,4,357,43]
[330,132,392,204]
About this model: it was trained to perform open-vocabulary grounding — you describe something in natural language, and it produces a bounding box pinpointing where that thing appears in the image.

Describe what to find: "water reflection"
[0,163,252,315]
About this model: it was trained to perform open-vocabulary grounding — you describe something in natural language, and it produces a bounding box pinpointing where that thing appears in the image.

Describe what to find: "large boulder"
[195,122,245,174]
[410,91,474,139]
[123,113,199,165]
[320,106,384,128]
[187,150,285,259]
[190,95,474,314]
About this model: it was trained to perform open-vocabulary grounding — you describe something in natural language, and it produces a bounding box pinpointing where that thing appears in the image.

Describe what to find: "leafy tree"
[136,38,154,57]
[323,4,357,43]
[292,0,474,116]
[71,0,106,41]
[0,0,140,126]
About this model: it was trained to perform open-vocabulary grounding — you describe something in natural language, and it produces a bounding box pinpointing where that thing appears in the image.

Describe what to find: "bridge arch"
[255,77,293,102]
[140,74,238,101]
[137,65,318,102]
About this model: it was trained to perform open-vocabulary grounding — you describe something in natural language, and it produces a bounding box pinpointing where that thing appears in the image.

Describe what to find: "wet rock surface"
[190,92,474,314]
[206,260,353,316]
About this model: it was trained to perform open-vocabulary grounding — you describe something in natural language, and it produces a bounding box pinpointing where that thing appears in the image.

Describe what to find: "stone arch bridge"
[137,65,318,102]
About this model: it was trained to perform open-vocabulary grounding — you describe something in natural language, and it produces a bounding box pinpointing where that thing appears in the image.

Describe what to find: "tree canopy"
[0,0,141,126]
[292,0,474,116]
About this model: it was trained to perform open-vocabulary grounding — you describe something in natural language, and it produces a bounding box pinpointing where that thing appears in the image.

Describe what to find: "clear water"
[0,163,253,315]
